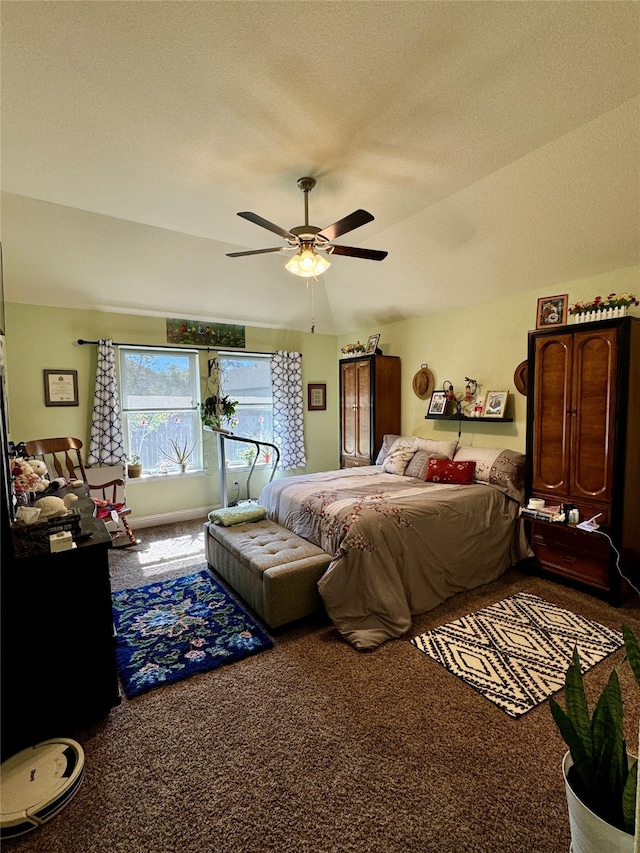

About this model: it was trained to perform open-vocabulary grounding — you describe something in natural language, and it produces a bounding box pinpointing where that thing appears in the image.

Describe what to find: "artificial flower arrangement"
[569,292,638,315]
[11,457,46,497]
[340,341,367,355]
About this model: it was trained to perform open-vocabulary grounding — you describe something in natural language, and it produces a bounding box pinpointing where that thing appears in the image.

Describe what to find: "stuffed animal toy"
[11,457,47,495]
[25,458,50,492]
[32,493,79,519]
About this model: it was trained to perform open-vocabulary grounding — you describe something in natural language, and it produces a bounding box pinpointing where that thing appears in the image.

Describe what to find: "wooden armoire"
[525,316,640,603]
[339,354,400,468]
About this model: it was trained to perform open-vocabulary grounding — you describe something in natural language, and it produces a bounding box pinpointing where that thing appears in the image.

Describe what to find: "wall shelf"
[424,414,513,422]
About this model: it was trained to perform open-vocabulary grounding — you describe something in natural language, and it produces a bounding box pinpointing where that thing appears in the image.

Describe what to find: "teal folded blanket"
[208,504,268,527]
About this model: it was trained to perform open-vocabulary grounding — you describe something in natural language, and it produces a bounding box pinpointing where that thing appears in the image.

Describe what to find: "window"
[119,347,201,474]
[217,354,273,467]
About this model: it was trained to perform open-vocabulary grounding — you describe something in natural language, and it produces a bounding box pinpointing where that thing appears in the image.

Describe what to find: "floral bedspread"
[259,467,529,650]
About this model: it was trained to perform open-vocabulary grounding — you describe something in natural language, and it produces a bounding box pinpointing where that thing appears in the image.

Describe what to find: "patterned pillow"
[381,437,419,475]
[404,450,448,479]
[376,435,456,466]
[425,458,476,485]
[375,434,402,466]
[453,446,503,481]
[487,450,526,502]
[452,446,526,501]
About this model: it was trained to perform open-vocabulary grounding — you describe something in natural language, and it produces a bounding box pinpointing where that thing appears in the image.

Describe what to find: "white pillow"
[381,437,419,475]
[414,437,458,460]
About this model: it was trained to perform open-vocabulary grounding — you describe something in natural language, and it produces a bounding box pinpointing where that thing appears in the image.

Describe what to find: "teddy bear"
[26,458,50,492]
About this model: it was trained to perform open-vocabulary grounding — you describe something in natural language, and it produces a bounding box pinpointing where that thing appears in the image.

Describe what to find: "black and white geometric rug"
[411,592,622,717]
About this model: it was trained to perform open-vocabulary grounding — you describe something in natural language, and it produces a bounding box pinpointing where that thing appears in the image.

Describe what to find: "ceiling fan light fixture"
[285,248,330,278]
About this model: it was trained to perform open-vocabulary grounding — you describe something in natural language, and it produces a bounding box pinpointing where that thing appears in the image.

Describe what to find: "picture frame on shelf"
[482,390,509,418]
[427,390,448,416]
[307,383,326,411]
[536,294,568,329]
[44,369,79,407]
[366,333,380,354]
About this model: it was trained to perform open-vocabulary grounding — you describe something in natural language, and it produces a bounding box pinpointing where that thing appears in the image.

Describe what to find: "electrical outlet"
[233,481,239,489]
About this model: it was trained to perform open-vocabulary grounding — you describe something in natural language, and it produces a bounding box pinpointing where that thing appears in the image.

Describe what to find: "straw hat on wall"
[412,365,435,400]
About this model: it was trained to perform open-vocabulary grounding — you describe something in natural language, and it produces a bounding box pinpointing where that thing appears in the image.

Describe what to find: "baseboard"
[129,506,211,530]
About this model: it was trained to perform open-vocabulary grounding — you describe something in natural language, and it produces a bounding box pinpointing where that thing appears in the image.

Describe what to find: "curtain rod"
[77,339,275,357]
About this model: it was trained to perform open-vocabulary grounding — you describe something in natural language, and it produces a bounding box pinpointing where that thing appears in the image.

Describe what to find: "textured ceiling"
[2,1,639,335]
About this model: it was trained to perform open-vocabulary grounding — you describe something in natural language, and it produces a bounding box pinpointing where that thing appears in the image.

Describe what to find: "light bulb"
[285,249,330,278]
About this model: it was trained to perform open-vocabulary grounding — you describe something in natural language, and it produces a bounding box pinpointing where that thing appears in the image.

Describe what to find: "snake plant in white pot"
[550,625,640,853]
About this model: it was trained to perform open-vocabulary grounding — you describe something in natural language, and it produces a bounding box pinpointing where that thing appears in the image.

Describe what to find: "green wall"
[339,264,639,451]
[4,306,338,523]
[5,263,638,524]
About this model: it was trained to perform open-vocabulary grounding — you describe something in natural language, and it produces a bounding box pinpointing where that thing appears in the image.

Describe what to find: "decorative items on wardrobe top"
[569,291,638,323]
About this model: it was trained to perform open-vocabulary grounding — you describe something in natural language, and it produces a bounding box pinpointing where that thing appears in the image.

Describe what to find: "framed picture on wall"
[44,370,79,407]
[536,294,568,329]
[307,383,326,411]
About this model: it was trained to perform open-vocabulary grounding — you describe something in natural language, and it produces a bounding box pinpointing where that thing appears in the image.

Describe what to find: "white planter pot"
[563,751,635,853]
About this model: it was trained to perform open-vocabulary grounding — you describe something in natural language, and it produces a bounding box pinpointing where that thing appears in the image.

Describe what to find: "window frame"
[118,345,202,475]
[216,352,274,470]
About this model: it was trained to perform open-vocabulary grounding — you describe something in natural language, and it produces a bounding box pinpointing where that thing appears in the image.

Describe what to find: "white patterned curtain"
[87,339,126,466]
[270,351,306,470]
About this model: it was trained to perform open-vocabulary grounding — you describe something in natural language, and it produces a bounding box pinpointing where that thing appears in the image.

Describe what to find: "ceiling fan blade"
[327,244,388,261]
[317,209,374,242]
[237,211,296,241]
[226,247,285,258]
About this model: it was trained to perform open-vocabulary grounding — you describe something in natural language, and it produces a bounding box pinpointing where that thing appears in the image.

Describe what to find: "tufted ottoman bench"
[203,519,332,629]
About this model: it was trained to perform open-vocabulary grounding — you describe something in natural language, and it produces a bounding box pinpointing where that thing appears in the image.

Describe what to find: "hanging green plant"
[199,394,238,429]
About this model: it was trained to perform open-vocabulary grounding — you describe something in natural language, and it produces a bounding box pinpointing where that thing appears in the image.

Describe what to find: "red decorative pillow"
[425,458,476,485]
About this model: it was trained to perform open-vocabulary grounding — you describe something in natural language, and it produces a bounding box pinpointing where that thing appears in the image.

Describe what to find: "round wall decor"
[514,361,528,396]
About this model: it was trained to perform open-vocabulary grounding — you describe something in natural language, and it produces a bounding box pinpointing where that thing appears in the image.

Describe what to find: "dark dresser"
[1,487,121,760]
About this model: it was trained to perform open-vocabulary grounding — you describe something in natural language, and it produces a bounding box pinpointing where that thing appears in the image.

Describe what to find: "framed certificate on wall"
[44,370,79,406]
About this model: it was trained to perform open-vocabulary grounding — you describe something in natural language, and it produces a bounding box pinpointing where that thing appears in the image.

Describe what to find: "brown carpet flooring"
[6,519,640,853]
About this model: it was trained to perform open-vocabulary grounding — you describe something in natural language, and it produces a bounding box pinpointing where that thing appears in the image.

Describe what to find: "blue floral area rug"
[411,592,622,718]
[112,571,273,698]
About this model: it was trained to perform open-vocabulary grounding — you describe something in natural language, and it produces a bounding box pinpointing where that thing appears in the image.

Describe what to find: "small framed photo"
[307,383,326,411]
[427,390,448,416]
[536,294,568,329]
[44,369,79,407]
[366,333,380,354]
[483,390,509,418]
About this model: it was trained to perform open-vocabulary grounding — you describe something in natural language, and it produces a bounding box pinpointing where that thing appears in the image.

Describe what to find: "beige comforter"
[259,466,530,650]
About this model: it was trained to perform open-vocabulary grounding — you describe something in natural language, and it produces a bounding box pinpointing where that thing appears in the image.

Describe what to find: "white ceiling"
[2,1,639,336]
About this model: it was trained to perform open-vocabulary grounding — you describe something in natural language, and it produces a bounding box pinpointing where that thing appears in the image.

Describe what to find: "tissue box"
[49,531,76,553]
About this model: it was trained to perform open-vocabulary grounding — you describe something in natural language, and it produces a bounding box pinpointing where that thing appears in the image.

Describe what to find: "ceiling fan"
[226,177,388,278]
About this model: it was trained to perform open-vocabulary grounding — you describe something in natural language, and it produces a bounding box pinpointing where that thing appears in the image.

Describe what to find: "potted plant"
[158,438,196,473]
[199,394,238,429]
[550,624,640,852]
[127,454,143,478]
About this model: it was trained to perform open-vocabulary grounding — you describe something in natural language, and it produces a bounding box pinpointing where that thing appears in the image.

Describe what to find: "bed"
[258,436,531,650]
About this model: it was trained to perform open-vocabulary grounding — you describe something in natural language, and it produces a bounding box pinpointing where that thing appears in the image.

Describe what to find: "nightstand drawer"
[530,522,610,589]
[342,457,370,468]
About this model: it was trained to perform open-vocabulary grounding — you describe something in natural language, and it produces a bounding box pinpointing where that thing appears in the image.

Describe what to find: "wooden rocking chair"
[22,437,139,547]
